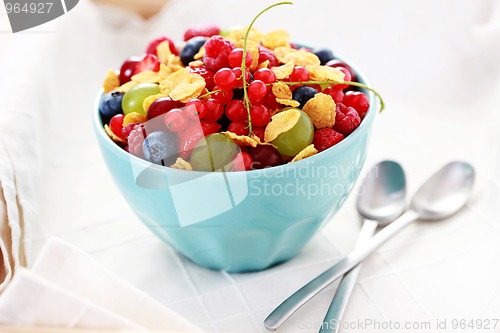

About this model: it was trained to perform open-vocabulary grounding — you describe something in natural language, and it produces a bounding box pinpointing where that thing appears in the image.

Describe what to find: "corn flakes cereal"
[291,144,318,162]
[222,132,258,147]
[116,81,138,93]
[188,60,204,67]
[194,45,205,60]
[156,41,173,63]
[102,70,120,93]
[271,60,295,80]
[142,93,164,113]
[302,93,336,129]
[131,70,161,84]
[170,157,193,170]
[159,68,206,103]
[264,108,301,142]
[305,65,345,82]
[276,98,300,108]
[104,124,127,145]
[226,27,264,44]
[123,112,147,126]
[272,82,292,99]
[257,60,270,70]
[261,29,290,50]
[274,47,321,66]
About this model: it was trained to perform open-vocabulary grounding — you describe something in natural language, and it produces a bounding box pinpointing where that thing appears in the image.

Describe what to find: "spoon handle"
[264,210,419,331]
[318,219,378,333]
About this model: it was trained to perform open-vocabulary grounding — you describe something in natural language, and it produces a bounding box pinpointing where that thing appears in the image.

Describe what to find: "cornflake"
[276,98,300,108]
[271,60,295,80]
[257,60,270,70]
[222,132,258,147]
[261,29,290,50]
[291,144,318,163]
[226,27,263,44]
[116,81,138,93]
[159,68,206,103]
[274,47,320,66]
[142,93,164,113]
[188,60,204,67]
[272,82,292,99]
[194,45,205,60]
[156,41,173,63]
[104,124,127,145]
[131,70,161,84]
[305,65,345,82]
[302,93,336,129]
[264,109,301,142]
[170,158,193,171]
[102,70,120,93]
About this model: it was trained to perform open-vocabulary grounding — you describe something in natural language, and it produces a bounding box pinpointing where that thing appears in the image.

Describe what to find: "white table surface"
[2,0,500,332]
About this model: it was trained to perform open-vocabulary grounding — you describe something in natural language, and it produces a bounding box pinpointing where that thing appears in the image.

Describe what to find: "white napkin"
[0,237,203,332]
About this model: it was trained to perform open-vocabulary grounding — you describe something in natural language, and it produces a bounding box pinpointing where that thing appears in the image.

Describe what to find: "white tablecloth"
[1,0,500,332]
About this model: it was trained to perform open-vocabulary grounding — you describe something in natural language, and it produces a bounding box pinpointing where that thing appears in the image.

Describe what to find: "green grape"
[190,133,238,172]
[272,109,314,156]
[122,83,160,116]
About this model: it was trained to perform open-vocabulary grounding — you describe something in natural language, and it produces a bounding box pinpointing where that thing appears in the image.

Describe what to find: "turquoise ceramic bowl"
[94,63,376,272]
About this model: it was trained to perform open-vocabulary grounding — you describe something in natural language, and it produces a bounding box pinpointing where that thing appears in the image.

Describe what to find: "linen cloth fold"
[0,237,203,332]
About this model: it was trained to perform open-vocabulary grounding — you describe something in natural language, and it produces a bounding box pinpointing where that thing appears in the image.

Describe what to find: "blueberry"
[99,91,124,124]
[180,37,208,66]
[142,131,178,165]
[292,86,318,108]
[314,48,335,65]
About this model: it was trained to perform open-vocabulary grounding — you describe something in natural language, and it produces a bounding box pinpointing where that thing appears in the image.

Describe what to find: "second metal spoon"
[319,160,407,333]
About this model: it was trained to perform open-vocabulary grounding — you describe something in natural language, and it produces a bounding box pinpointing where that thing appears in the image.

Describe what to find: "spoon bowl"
[411,161,475,220]
[357,160,407,224]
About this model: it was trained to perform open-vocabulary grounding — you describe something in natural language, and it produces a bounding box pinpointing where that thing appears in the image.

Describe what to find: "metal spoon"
[264,161,475,330]
[319,160,407,333]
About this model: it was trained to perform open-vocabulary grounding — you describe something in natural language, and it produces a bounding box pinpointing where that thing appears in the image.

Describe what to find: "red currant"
[228,122,249,136]
[225,100,248,123]
[185,98,206,120]
[262,90,281,111]
[228,48,253,69]
[204,98,224,122]
[258,45,279,67]
[212,86,234,105]
[121,122,137,139]
[164,109,188,132]
[250,105,270,127]
[109,114,125,139]
[254,68,276,84]
[289,66,309,83]
[248,80,267,104]
[232,67,251,88]
[325,59,357,82]
[343,91,370,117]
[252,126,265,142]
[214,68,237,90]
[323,86,344,103]
[333,66,352,90]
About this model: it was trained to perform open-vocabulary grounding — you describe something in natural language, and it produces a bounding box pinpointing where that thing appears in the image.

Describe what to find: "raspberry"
[184,24,221,41]
[128,124,146,158]
[203,36,235,72]
[313,128,344,152]
[333,104,361,135]
[178,122,204,159]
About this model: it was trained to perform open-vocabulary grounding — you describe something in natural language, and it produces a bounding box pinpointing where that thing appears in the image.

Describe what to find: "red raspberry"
[178,122,204,159]
[258,45,279,67]
[313,128,344,152]
[203,36,235,72]
[184,24,221,41]
[128,124,146,158]
[333,104,361,135]
[342,91,370,117]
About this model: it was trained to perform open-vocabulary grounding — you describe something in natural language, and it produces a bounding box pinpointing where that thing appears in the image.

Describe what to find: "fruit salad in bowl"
[94,3,380,272]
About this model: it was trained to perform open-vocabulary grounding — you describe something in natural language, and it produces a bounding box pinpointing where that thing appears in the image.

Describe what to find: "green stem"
[242,1,293,134]
[279,80,385,112]
[199,89,222,99]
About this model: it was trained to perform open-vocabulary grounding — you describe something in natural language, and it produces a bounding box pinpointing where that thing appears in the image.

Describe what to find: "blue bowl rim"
[93,57,377,177]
